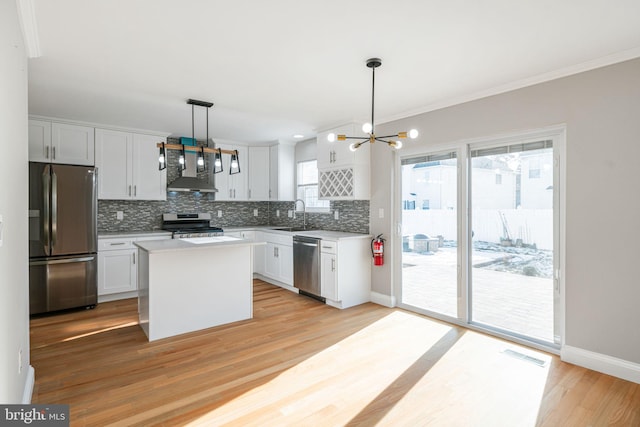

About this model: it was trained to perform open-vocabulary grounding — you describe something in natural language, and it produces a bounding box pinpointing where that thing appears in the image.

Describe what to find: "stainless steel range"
[161,213,223,238]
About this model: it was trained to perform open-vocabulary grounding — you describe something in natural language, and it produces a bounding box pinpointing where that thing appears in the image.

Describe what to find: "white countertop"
[292,230,372,241]
[134,236,264,253]
[226,226,371,241]
[98,230,172,239]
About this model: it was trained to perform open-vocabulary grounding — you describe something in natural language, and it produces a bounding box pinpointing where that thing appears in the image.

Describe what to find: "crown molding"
[379,46,640,125]
[16,0,41,58]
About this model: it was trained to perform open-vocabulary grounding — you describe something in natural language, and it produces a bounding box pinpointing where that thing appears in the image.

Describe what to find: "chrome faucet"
[294,198,306,229]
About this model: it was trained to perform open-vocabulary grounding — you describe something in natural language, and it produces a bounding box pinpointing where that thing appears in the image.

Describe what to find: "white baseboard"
[22,365,35,404]
[370,291,396,308]
[98,290,138,303]
[561,345,640,384]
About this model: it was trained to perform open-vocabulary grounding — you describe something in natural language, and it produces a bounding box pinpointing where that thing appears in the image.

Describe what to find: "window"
[297,160,330,212]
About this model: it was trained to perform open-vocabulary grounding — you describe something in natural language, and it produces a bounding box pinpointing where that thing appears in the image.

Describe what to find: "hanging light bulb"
[158,143,166,170]
[179,144,186,170]
[196,146,205,172]
[362,123,373,134]
[213,147,223,174]
[327,133,336,142]
[229,150,240,175]
[409,129,419,139]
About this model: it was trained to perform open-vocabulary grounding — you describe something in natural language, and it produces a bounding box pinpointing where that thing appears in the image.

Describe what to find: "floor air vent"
[501,349,547,367]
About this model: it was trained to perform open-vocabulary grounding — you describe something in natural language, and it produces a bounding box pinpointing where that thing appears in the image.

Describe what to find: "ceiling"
[27,0,640,144]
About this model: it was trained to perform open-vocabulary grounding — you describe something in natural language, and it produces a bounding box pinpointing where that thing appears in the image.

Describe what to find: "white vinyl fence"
[402,209,553,250]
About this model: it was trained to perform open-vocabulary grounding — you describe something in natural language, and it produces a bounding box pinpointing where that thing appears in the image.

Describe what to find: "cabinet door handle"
[331,258,335,272]
[269,189,272,198]
[110,242,126,246]
[45,146,50,159]
[234,189,236,198]
[134,185,137,196]
[229,189,232,198]
[248,189,251,199]
[128,185,132,196]
[132,252,136,264]
[52,147,56,160]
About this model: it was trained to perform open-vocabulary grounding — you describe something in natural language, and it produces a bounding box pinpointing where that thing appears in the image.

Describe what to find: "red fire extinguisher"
[371,234,385,266]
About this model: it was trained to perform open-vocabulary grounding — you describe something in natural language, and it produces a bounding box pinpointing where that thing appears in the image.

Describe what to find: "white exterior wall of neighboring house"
[520,151,554,209]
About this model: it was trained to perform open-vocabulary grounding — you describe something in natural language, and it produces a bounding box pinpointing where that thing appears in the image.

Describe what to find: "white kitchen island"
[134,236,264,341]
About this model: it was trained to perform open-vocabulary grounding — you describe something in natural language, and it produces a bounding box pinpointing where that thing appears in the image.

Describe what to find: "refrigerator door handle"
[42,165,51,255]
[51,169,58,247]
[29,256,96,266]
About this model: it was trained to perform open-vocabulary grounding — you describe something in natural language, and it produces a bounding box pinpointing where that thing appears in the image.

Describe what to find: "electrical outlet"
[378,208,384,219]
[253,209,258,217]
[217,210,222,218]
[276,210,280,217]
[334,210,339,220]
[288,210,293,218]
[116,211,124,221]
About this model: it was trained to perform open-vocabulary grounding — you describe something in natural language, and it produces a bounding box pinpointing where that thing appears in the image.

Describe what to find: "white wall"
[0,0,31,403]
[373,58,640,366]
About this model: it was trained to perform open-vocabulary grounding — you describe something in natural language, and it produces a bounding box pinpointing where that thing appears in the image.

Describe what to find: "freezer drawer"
[29,255,97,315]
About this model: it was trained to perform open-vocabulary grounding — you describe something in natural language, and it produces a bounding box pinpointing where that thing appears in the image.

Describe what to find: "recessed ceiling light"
[293,134,304,139]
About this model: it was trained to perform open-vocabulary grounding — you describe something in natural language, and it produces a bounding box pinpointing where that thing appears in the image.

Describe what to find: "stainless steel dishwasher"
[293,235,325,302]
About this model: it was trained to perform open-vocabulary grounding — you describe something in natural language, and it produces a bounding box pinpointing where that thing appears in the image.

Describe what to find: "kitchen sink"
[272,227,316,232]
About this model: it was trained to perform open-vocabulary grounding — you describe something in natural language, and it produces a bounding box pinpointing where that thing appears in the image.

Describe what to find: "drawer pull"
[110,242,126,246]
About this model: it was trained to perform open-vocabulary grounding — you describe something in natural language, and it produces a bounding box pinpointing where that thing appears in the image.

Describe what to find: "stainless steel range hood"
[167,152,218,193]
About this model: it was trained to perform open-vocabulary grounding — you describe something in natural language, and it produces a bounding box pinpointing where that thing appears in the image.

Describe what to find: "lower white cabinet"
[320,238,371,309]
[258,232,293,288]
[98,234,171,301]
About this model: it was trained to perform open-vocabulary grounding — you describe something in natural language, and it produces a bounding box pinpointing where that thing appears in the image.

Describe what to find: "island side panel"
[146,244,253,341]
[138,248,151,339]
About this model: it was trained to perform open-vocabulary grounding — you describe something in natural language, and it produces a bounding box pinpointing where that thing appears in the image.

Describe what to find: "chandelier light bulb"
[158,154,165,163]
[231,159,238,168]
[327,133,336,142]
[214,158,222,167]
[362,123,373,134]
[409,129,419,139]
[197,157,204,166]
[179,156,185,165]
[394,140,403,150]
[349,142,358,152]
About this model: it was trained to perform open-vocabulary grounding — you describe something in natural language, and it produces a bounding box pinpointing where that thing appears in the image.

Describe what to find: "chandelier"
[328,57,418,151]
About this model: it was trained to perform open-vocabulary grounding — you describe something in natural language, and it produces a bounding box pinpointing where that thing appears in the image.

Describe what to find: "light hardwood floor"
[31,280,639,426]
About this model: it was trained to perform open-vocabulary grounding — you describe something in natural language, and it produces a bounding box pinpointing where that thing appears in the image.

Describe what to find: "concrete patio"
[402,246,554,343]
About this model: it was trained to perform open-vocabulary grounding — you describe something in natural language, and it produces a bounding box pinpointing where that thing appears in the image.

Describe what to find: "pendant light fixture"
[197,146,206,173]
[328,57,419,151]
[229,150,240,175]
[213,148,223,174]
[179,144,187,171]
[158,142,167,170]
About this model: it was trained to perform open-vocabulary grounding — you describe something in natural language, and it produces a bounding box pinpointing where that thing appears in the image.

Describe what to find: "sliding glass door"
[469,141,555,343]
[400,152,458,318]
[398,130,562,347]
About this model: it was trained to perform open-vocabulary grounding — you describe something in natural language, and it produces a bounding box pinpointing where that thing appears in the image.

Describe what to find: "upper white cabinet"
[95,128,167,200]
[269,143,295,201]
[248,146,270,200]
[214,143,248,201]
[317,123,370,200]
[317,123,369,170]
[29,120,95,165]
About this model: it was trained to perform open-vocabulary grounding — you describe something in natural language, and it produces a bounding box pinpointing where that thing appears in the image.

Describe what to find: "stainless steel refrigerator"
[29,162,98,315]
